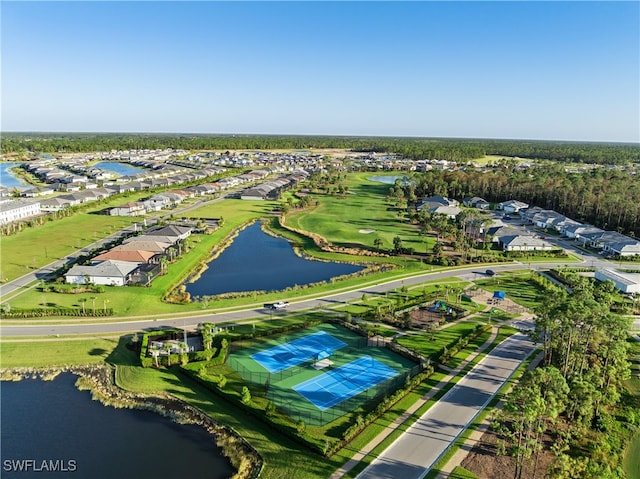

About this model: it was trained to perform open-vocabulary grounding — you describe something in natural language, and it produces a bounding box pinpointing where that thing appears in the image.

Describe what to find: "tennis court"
[293,356,398,411]
[251,331,346,373]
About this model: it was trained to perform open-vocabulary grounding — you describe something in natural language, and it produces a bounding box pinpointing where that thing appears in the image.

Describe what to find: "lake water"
[186,222,363,297]
[1,373,234,479]
[0,162,29,188]
[367,175,411,185]
[95,161,146,177]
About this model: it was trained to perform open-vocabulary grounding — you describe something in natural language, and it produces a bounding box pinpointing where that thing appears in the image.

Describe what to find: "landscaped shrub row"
[327,364,436,456]
[438,323,491,364]
[0,307,114,318]
[179,365,328,454]
[504,249,568,259]
[181,357,436,458]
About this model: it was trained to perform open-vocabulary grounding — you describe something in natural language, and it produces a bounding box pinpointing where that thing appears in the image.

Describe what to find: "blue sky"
[2,1,638,142]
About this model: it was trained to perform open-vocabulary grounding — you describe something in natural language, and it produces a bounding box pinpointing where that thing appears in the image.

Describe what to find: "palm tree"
[164,343,173,366]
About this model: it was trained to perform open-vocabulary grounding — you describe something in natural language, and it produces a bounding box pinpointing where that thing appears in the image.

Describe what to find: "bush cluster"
[0,307,114,318]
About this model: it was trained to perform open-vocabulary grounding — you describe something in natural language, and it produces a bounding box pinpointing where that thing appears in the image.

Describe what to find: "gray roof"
[113,241,172,253]
[501,235,552,248]
[65,260,139,278]
[0,199,39,212]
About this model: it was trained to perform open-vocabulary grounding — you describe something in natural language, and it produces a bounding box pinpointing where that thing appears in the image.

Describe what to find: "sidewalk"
[433,350,544,479]
[330,325,500,479]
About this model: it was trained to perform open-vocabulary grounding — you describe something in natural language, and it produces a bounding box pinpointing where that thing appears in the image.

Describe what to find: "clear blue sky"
[2,1,639,142]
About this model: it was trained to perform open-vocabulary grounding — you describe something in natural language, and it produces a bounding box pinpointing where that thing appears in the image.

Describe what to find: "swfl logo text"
[3,459,77,473]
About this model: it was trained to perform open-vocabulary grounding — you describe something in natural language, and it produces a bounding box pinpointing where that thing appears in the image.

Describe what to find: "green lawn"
[0,337,121,368]
[624,431,640,479]
[449,466,478,479]
[397,321,481,359]
[0,213,138,282]
[286,173,429,254]
[474,273,548,310]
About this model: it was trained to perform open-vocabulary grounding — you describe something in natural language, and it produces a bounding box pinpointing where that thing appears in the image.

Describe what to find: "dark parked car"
[486,269,496,276]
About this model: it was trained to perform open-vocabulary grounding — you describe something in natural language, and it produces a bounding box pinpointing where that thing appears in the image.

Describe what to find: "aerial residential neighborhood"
[2,1,639,479]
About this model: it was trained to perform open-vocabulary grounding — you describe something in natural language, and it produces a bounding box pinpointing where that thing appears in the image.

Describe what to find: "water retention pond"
[185,222,363,298]
[1,373,233,479]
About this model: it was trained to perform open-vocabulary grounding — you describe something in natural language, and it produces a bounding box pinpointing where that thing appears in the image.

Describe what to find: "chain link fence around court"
[265,362,422,426]
[226,336,369,387]
[227,333,420,426]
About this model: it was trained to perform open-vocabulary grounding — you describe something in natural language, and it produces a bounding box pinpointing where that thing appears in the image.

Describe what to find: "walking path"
[330,324,501,479]
[355,333,535,479]
[433,350,544,479]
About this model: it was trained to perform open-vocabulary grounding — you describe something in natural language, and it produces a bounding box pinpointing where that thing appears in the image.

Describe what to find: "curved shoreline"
[0,364,263,479]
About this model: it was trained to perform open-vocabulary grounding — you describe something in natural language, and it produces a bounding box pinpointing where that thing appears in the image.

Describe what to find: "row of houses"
[239,171,309,200]
[65,225,193,286]
[0,166,230,223]
[107,169,277,216]
[518,205,640,257]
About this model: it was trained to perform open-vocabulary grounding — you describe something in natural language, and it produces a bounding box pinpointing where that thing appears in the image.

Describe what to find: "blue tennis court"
[251,331,346,373]
[293,356,398,411]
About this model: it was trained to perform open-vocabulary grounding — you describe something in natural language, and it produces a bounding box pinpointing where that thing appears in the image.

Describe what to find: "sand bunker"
[359,229,376,234]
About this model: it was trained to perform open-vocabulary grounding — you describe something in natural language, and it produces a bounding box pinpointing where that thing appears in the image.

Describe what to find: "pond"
[186,222,363,297]
[0,162,29,189]
[367,175,412,185]
[1,373,233,479]
[94,161,146,177]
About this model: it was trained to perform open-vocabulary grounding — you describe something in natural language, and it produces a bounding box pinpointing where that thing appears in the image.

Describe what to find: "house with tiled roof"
[92,250,156,263]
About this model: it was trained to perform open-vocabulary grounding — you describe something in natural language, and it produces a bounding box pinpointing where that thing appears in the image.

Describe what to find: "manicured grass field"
[397,321,481,359]
[449,466,479,478]
[0,337,121,368]
[475,273,547,310]
[1,213,138,282]
[286,173,430,254]
[624,431,640,479]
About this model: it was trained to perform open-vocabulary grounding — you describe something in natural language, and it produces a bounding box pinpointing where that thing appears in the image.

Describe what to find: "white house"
[595,269,640,294]
[497,200,529,214]
[0,200,41,225]
[499,235,555,252]
[563,224,604,240]
[65,260,139,286]
[604,240,640,257]
[109,202,146,217]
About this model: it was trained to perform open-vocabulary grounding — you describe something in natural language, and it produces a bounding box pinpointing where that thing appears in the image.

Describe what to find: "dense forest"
[401,165,640,238]
[2,133,639,165]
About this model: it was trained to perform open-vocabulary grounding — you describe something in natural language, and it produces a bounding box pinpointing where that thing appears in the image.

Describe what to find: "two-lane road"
[357,333,536,479]
[1,263,548,337]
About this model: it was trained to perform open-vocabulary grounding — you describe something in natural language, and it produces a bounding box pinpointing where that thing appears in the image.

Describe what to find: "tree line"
[2,133,638,165]
[401,165,640,238]
[493,275,636,479]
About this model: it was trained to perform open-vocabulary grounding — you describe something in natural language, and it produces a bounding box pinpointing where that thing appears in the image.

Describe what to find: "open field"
[397,321,482,359]
[285,172,431,254]
[624,431,640,479]
[0,213,138,282]
[0,337,121,368]
[474,273,547,310]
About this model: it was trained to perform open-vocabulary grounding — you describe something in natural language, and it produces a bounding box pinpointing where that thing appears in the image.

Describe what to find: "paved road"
[0,263,554,337]
[356,333,536,479]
